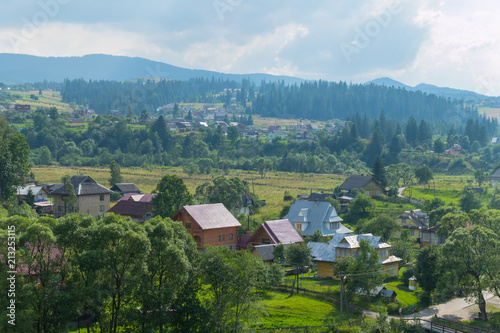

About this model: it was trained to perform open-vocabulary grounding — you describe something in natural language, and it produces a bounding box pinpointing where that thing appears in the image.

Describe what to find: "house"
[246,219,303,249]
[445,144,465,155]
[338,175,387,197]
[51,175,112,218]
[283,200,352,236]
[251,244,280,262]
[308,233,402,279]
[172,203,241,250]
[41,183,63,196]
[110,183,141,196]
[236,192,255,216]
[394,209,430,243]
[109,110,121,117]
[354,286,397,302]
[15,104,31,115]
[15,186,49,203]
[306,192,336,202]
[107,200,153,223]
[117,193,155,203]
[338,196,354,210]
[490,168,500,183]
[420,225,446,246]
[73,109,97,119]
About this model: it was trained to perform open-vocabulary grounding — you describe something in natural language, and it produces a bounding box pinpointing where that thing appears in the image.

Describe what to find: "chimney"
[64,178,66,193]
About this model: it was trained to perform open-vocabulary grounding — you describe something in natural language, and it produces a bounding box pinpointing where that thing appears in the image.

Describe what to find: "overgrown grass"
[462,304,500,331]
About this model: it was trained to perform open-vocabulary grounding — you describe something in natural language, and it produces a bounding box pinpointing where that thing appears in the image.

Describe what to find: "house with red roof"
[246,219,303,250]
[172,203,241,250]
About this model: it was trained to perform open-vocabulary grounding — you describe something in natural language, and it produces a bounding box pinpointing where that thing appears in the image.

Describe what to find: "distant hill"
[366,77,500,103]
[0,53,305,85]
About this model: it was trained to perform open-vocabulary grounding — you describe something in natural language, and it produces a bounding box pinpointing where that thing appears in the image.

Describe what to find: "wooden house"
[246,219,303,250]
[338,175,386,197]
[107,200,153,223]
[309,233,402,279]
[172,203,241,250]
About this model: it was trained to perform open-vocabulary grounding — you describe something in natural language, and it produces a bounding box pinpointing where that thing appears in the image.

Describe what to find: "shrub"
[387,302,401,316]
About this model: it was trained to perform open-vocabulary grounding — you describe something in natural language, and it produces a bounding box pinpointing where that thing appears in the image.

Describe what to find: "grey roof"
[252,244,278,261]
[182,203,241,230]
[52,176,112,196]
[42,183,63,194]
[338,175,373,191]
[283,200,351,236]
[110,183,140,193]
[307,192,335,202]
[491,168,500,179]
[16,186,45,196]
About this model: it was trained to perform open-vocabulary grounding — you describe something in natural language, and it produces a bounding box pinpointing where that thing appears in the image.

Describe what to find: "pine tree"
[371,155,387,187]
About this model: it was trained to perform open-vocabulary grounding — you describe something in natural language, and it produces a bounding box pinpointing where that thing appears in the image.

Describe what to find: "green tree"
[459,189,482,213]
[109,161,123,187]
[359,214,401,241]
[61,176,77,215]
[414,245,441,304]
[227,125,239,141]
[342,239,383,295]
[0,117,31,201]
[342,193,374,225]
[285,243,312,294]
[152,175,192,218]
[195,176,248,212]
[474,168,487,187]
[183,162,199,178]
[434,137,446,154]
[371,155,387,187]
[25,187,35,206]
[441,226,499,320]
[126,104,134,117]
[414,165,433,184]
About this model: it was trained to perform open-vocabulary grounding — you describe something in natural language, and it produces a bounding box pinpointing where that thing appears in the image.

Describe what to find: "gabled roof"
[247,219,303,245]
[51,176,112,196]
[307,192,335,202]
[283,200,351,236]
[110,183,140,193]
[338,175,374,191]
[118,193,156,203]
[491,168,500,178]
[181,203,241,230]
[16,186,47,196]
[252,244,278,261]
[107,200,153,217]
[42,183,63,194]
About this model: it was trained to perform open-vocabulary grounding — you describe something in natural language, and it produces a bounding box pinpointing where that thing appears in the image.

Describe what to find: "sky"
[1,0,500,95]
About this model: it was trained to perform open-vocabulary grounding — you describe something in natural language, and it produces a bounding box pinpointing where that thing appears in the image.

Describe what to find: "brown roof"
[248,219,303,245]
[182,203,241,230]
[107,200,153,217]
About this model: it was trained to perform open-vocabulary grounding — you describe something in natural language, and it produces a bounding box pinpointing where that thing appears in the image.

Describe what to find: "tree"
[371,155,387,187]
[342,193,374,225]
[126,104,134,118]
[474,168,487,187]
[195,176,248,212]
[61,175,77,215]
[285,243,312,294]
[434,137,446,154]
[152,175,192,218]
[359,214,401,241]
[25,187,35,206]
[459,189,482,213]
[227,126,239,141]
[341,239,383,296]
[0,117,30,201]
[183,162,199,178]
[414,245,441,304]
[414,165,433,184]
[109,161,123,187]
[441,226,500,320]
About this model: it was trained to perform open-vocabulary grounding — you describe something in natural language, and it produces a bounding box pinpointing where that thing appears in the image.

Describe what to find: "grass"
[253,290,358,329]
[462,304,500,331]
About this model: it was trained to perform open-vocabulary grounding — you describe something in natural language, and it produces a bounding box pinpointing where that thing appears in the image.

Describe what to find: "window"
[387,264,393,271]
[230,234,233,240]
[295,223,302,231]
[100,205,105,212]
[370,182,374,187]
[376,191,380,196]
[186,222,192,229]
[262,238,271,244]
[100,194,104,201]
[410,230,415,236]
[401,218,406,224]
[219,235,221,241]
[365,191,369,196]
[222,235,225,241]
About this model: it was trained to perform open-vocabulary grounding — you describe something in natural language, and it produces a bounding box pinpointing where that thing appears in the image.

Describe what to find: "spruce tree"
[371,155,387,187]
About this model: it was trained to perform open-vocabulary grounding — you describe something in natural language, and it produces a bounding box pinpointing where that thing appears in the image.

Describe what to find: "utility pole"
[340,273,343,326]
[343,275,351,327]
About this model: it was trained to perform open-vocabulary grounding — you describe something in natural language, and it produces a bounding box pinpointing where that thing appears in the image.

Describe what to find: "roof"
[118,193,155,202]
[16,186,46,196]
[248,219,303,245]
[283,200,351,236]
[110,183,140,193]
[338,175,374,191]
[52,176,112,196]
[42,183,63,194]
[252,244,278,261]
[491,168,500,179]
[107,200,153,217]
[237,234,252,248]
[181,203,241,230]
[307,192,335,202]
[309,234,398,263]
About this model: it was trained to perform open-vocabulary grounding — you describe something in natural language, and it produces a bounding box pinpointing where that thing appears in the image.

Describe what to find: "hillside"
[0,53,304,85]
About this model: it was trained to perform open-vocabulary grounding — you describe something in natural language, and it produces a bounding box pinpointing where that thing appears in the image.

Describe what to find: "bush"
[387,302,401,316]
[400,267,415,285]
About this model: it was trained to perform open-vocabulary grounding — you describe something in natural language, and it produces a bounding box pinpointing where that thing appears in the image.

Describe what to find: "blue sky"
[1,0,500,95]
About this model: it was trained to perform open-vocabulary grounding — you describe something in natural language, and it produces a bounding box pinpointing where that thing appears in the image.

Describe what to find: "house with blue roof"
[283,200,352,236]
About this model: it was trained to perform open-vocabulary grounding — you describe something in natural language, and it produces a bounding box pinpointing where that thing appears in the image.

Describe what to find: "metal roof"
[182,203,241,230]
[52,176,112,196]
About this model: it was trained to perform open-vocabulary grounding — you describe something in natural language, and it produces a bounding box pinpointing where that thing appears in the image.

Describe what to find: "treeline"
[22,106,500,175]
[0,214,283,332]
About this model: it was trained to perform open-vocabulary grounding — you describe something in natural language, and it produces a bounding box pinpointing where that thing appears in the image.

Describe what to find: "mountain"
[0,53,305,85]
[366,77,499,102]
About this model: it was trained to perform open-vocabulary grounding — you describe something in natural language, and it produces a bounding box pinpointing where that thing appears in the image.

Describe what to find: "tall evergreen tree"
[371,155,387,187]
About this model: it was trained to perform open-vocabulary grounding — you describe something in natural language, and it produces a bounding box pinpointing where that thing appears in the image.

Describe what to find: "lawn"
[253,290,358,330]
[462,304,500,331]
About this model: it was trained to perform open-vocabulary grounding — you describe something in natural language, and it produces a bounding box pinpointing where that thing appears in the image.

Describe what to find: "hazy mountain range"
[1,53,498,102]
